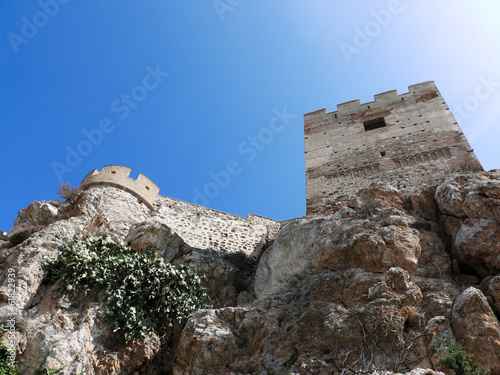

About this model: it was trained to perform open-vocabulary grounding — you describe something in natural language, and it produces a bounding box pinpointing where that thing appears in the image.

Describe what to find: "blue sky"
[1,0,499,231]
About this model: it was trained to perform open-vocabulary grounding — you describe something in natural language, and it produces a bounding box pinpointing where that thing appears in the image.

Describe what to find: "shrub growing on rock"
[45,235,211,342]
[437,335,488,375]
[56,182,78,204]
[0,338,18,375]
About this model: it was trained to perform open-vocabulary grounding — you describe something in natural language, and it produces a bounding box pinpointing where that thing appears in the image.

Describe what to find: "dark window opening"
[380,151,386,157]
[364,118,386,131]
[111,171,117,174]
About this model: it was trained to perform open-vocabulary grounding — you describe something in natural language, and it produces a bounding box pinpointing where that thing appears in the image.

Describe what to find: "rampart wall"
[80,166,160,210]
[156,196,281,256]
[304,81,483,215]
[78,165,281,255]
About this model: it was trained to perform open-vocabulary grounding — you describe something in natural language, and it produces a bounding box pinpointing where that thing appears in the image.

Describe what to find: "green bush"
[437,335,488,375]
[0,339,18,375]
[45,235,211,342]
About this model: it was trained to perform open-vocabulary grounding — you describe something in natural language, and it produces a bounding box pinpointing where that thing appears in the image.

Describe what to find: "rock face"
[451,287,500,372]
[125,220,188,262]
[1,171,500,374]
[436,171,500,277]
[9,200,64,233]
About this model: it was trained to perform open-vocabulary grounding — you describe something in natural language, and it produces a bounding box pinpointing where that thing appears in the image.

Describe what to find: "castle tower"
[304,81,483,215]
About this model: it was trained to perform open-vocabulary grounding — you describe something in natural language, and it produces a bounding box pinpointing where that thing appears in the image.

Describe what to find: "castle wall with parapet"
[79,165,281,255]
[304,81,483,215]
[80,165,159,210]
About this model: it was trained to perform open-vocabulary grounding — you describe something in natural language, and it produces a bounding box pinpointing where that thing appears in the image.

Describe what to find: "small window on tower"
[364,118,386,131]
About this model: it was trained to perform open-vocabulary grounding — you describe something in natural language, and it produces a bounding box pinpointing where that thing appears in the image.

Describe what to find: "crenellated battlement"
[80,165,160,210]
[304,81,437,122]
[78,165,282,255]
[304,81,483,215]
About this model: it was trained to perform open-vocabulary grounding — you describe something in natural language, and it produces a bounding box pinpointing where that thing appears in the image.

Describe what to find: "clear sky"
[1,0,499,231]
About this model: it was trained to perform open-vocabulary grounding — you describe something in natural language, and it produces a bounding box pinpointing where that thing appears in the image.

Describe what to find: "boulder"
[453,218,500,276]
[255,217,322,297]
[10,200,62,233]
[451,287,500,373]
[435,183,466,218]
[125,220,187,262]
[480,275,500,315]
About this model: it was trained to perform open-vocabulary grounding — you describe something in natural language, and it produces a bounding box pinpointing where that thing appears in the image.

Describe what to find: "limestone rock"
[125,220,187,262]
[173,267,435,374]
[480,275,500,315]
[357,184,406,210]
[435,183,466,218]
[313,216,423,274]
[417,279,459,320]
[256,203,452,299]
[255,217,322,297]
[177,248,242,308]
[411,185,440,222]
[424,316,453,371]
[10,200,64,233]
[478,179,500,199]
[173,307,250,375]
[371,370,445,375]
[451,287,500,373]
[453,218,500,276]
[435,172,500,277]
[1,171,500,374]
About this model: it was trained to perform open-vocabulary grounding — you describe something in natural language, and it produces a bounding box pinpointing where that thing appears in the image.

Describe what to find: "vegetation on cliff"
[44,235,211,342]
[437,335,488,375]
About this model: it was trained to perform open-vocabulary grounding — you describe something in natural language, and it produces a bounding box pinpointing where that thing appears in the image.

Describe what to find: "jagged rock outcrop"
[436,171,500,277]
[125,220,188,262]
[175,171,500,375]
[1,171,499,374]
[9,200,64,232]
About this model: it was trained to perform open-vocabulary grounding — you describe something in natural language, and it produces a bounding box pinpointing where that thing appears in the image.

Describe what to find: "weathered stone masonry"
[155,196,280,255]
[79,165,281,255]
[78,82,484,252]
[81,166,159,210]
[304,81,483,215]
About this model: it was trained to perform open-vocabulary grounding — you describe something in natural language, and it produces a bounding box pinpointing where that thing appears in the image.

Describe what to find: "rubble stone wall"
[155,196,281,255]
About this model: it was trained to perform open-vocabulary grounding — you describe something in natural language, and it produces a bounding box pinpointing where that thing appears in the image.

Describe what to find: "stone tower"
[304,81,483,215]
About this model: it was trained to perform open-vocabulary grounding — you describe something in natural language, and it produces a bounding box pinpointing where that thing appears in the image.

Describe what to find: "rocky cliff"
[1,170,499,374]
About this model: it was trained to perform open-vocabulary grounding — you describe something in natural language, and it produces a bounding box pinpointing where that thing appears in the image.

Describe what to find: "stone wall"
[80,165,160,210]
[155,196,281,256]
[78,166,281,256]
[304,81,483,215]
